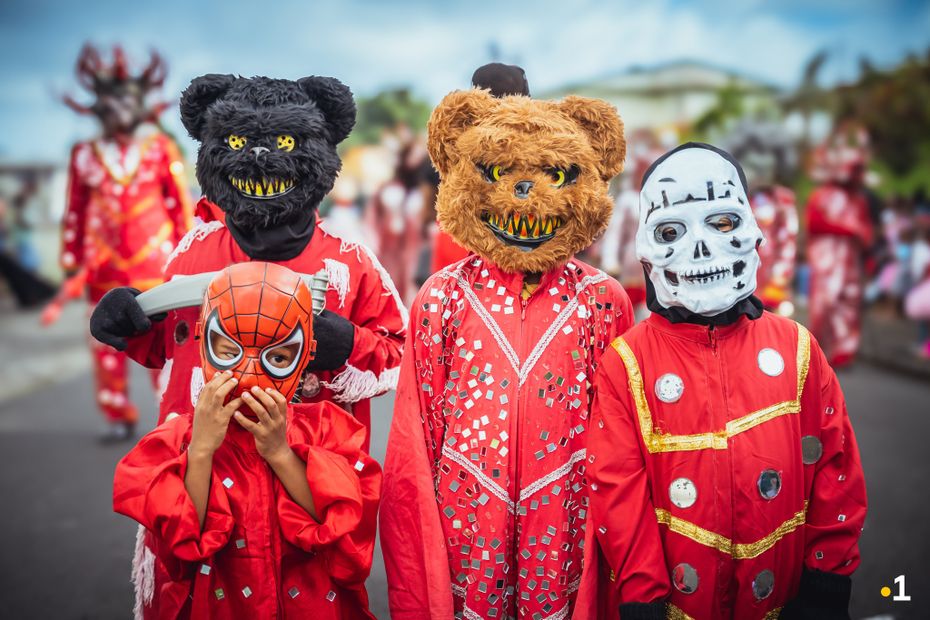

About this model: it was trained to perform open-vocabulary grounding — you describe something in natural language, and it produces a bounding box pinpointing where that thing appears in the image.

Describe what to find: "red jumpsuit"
[113,402,381,619]
[575,312,867,619]
[124,202,407,439]
[381,255,633,620]
[62,132,193,423]
[753,187,798,312]
[806,185,874,367]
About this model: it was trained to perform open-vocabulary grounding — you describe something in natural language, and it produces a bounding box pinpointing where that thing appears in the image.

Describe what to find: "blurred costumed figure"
[601,128,664,315]
[805,125,873,367]
[365,137,429,304]
[726,121,799,315]
[59,44,193,441]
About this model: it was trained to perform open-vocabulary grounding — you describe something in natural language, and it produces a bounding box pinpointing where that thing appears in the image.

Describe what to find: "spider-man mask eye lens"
[260,325,304,379]
[205,310,243,369]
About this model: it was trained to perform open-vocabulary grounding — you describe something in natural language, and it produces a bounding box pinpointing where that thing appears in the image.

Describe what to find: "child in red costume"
[60,45,194,440]
[114,262,380,619]
[577,143,866,620]
[90,74,405,441]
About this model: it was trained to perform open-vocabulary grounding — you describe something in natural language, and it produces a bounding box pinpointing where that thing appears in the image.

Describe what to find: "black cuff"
[618,601,667,620]
[780,569,851,620]
[307,310,355,371]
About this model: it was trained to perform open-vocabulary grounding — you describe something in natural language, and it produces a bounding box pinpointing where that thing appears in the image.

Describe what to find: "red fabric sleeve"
[277,403,382,587]
[324,250,406,404]
[587,346,670,605]
[380,303,455,620]
[61,145,89,272]
[801,340,868,576]
[113,417,234,562]
[159,136,194,243]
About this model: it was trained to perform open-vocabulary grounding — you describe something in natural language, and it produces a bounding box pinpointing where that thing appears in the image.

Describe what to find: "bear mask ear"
[297,76,357,145]
[180,74,237,141]
[557,96,626,181]
[427,88,495,177]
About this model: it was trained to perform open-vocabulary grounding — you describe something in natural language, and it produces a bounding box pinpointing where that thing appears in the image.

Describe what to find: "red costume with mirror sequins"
[574,312,867,619]
[381,256,633,619]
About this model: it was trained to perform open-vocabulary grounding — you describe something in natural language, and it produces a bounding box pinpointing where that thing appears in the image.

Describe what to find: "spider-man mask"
[198,262,316,406]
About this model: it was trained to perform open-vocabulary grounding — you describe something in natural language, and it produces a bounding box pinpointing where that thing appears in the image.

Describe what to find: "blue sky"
[1,0,927,162]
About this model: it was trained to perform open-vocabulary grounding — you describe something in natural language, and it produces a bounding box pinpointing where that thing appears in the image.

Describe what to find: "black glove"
[307,309,355,371]
[90,287,157,351]
[780,569,852,620]
[618,601,667,620]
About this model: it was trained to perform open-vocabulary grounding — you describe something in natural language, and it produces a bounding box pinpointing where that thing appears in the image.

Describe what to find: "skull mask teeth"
[636,143,764,316]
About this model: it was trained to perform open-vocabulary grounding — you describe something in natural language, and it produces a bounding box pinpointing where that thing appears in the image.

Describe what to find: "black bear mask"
[180,74,356,234]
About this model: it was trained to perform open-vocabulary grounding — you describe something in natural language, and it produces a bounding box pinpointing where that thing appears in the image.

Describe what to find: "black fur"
[180,74,356,230]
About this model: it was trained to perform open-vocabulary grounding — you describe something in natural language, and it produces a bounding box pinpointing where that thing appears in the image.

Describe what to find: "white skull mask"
[636,144,763,316]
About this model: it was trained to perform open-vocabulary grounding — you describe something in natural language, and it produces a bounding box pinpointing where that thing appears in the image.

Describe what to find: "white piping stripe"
[518,449,586,502]
[442,445,514,512]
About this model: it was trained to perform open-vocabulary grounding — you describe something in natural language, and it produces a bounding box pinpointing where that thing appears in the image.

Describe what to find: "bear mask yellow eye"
[547,166,579,188]
[480,164,506,183]
[277,135,295,152]
[226,134,247,150]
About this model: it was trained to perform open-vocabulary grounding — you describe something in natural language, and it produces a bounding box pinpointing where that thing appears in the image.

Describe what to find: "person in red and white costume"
[806,126,875,367]
[381,86,632,620]
[90,74,406,443]
[726,121,799,316]
[60,44,194,441]
[576,143,867,620]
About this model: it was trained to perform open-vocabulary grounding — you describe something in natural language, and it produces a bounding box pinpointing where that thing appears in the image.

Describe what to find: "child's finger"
[242,391,270,423]
[251,387,278,417]
[266,388,288,418]
[233,411,259,433]
[221,397,243,418]
[214,375,239,401]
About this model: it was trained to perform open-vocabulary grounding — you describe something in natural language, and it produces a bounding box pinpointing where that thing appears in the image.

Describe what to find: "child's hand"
[234,387,291,464]
[189,371,241,460]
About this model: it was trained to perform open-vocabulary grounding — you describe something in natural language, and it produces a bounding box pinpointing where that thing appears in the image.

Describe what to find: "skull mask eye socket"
[654,222,686,244]
[205,310,243,369]
[260,326,304,379]
[705,213,741,233]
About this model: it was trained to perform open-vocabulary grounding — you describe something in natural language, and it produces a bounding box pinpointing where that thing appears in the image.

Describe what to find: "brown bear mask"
[428,88,625,274]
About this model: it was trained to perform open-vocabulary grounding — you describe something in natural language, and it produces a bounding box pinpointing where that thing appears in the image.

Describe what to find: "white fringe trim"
[322,363,399,402]
[165,220,224,268]
[324,229,410,329]
[131,525,155,620]
[323,258,350,308]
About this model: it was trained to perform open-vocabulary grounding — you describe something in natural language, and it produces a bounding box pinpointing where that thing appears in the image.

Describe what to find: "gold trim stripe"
[611,323,811,454]
[655,504,807,560]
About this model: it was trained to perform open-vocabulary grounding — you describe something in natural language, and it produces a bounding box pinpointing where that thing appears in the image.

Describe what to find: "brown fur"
[428,88,625,273]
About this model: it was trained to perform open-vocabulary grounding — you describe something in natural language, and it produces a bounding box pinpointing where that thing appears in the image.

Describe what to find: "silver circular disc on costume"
[174,320,190,345]
[301,372,321,398]
[672,563,699,594]
[669,478,698,509]
[757,469,782,500]
[655,373,685,403]
[757,348,785,377]
[801,435,823,465]
[752,569,775,600]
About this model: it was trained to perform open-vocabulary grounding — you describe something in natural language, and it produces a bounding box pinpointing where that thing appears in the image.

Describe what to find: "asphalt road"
[0,347,928,618]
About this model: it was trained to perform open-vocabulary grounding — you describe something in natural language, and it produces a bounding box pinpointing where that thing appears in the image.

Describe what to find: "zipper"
[707,324,718,355]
